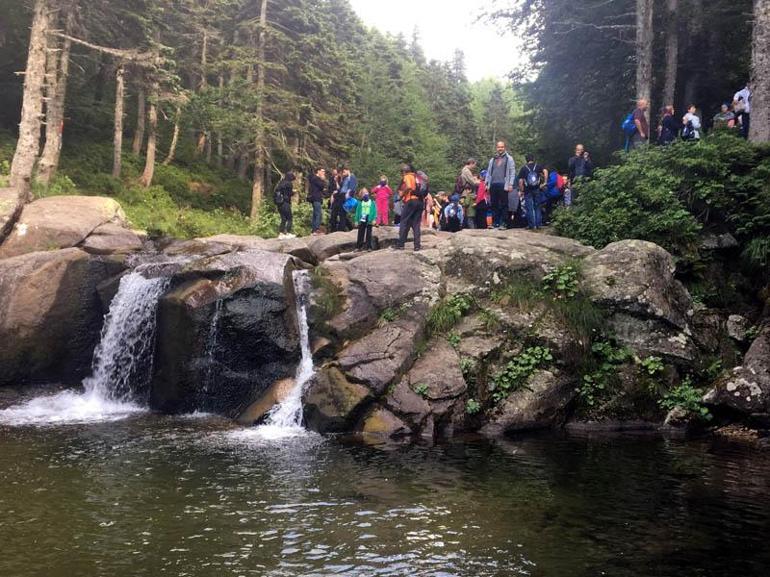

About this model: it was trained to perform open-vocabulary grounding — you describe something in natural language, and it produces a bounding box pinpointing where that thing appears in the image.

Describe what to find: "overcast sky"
[347,0,525,82]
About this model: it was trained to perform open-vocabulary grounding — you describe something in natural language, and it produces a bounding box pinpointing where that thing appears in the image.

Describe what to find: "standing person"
[327,168,340,221]
[422,191,436,229]
[657,106,678,145]
[475,169,489,229]
[372,175,392,226]
[274,171,296,239]
[307,167,327,235]
[355,188,377,251]
[567,144,593,183]
[713,103,737,130]
[518,154,548,230]
[631,99,650,149]
[733,81,752,139]
[395,163,422,251]
[682,105,702,140]
[331,167,357,232]
[485,141,517,229]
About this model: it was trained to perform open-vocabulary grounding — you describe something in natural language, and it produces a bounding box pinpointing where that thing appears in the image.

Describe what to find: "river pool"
[1,415,769,577]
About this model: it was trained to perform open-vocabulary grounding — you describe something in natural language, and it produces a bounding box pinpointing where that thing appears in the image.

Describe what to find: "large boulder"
[196,234,316,265]
[582,240,697,362]
[303,367,372,433]
[317,250,441,342]
[438,229,594,294]
[705,326,770,417]
[0,187,23,244]
[0,196,127,258]
[480,369,574,435]
[81,223,143,255]
[150,250,303,416]
[0,248,126,385]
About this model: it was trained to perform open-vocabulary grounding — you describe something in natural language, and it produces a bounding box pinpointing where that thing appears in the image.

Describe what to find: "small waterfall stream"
[0,272,169,426]
[251,270,316,439]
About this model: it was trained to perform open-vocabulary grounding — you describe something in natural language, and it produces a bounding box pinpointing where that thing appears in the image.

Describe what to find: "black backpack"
[274,184,286,205]
[525,165,541,189]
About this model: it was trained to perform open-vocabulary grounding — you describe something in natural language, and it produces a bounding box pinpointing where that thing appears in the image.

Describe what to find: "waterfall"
[84,273,170,401]
[201,299,224,398]
[0,272,169,426]
[253,270,315,438]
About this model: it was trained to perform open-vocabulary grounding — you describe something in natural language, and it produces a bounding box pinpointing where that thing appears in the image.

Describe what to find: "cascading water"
[0,272,169,426]
[247,270,316,440]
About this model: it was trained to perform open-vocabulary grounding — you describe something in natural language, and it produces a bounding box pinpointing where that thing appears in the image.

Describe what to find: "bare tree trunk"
[139,82,159,187]
[132,85,146,155]
[750,0,770,142]
[37,5,73,186]
[163,105,181,165]
[205,131,212,163]
[635,0,654,123]
[216,74,224,166]
[237,153,248,180]
[662,0,678,107]
[250,0,268,218]
[10,0,50,198]
[112,64,126,178]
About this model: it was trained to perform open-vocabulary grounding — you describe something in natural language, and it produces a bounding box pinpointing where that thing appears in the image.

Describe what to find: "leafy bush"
[659,379,712,421]
[465,398,481,415]
[575,341,633,407]
[541,264,580,299]
[413,383,429,398]
[492,346,553,403]
[638,356,664,376]
[555,132,770,271]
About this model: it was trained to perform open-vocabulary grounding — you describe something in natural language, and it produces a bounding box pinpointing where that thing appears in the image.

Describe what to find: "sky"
[347,0,525,83]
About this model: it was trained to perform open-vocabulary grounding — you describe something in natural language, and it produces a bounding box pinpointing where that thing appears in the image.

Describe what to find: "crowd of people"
[625,81,752,149]
[273,140,592,250]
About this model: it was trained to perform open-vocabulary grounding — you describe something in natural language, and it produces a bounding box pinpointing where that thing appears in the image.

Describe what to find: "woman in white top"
[682,105,702,140]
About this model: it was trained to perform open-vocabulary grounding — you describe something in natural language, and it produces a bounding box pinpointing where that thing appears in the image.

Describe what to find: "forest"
[0,0,768,243]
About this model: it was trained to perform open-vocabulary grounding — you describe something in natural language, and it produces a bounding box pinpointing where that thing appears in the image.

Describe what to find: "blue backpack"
[343,197,358,213]
[621,112,637,136]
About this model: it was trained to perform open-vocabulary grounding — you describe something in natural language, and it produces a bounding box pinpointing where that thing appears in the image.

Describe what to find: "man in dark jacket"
[308,167,327,235]
[275,171,296,238]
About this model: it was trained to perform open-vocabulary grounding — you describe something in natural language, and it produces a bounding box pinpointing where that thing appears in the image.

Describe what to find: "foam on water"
[0,273,169,427]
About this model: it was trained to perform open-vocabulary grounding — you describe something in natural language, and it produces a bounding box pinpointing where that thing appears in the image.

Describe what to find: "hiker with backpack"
[330,166,357,232]
[733,81,752,138]
[308,167,327,235]
[355,188,377,251]
[623,99,650,150]
[443,194,464,233]
[518,154,548,230]
[682,105,702,141]
[485,141,517,229]
[658,105,679,145]
[372,175,392,226]
[542,168,565,225]
[274,171,296,239]
[395,163,425,251]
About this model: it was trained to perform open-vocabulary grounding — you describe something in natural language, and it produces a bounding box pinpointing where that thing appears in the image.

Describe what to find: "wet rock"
[303,367,372,433]
[150,250,301,417]
[700,232,739,251]
[480,369,574,435]
[0,248,126,385]
[0,196,126,258]
[705,326,770,416]
[359,406,412,437]
[236,378,294,425]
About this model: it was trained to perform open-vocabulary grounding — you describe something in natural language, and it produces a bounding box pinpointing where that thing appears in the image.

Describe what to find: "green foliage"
[745,325,761,342]
[32,174,77,198]
[460,357,477,385]
[576,341,633,407]
[465,398,481,415]
[413,383,429,398]
[427,293,475,335]
[555,133,770,277]
[447,332,462,348]
[492,346,553,403]
[638,356,665,377]
[659,379,712,421]
[541,264,580,299]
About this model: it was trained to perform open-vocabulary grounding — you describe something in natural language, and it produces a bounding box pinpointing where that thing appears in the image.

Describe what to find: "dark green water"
[1,415,769,577]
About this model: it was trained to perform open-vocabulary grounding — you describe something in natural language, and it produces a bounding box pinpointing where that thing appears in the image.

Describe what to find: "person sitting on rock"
[442,194,464,233]
[355,188,377,251]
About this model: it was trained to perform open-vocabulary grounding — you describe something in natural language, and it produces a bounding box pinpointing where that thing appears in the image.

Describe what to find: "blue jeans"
[311,201,322,232]
[525,191,542,229]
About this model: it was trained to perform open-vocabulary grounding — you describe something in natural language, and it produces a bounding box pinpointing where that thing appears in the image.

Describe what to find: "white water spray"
[0,273,169,426]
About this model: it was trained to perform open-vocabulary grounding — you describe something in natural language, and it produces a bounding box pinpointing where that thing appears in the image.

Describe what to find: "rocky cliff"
[0,195,767,437]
